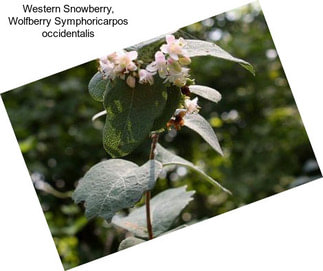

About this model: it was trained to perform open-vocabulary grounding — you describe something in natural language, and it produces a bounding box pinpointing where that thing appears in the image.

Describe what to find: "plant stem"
[149,133,159,160]
[145,133,159,240]
[145,191,153,240]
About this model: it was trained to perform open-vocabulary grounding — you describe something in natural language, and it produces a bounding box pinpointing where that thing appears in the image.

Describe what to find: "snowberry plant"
[72,32,254,250]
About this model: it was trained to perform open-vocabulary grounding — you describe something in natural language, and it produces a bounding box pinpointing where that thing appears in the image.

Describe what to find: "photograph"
[1,2,321,269]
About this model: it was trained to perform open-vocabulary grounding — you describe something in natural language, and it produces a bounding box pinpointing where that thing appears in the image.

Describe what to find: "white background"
[0,0,322,270]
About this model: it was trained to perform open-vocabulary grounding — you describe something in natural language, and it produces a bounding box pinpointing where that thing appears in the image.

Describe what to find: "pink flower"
[107,52,118,63]
[114,51,138,73]
[146,51,167,78]
[99,51,138,80]
[139,69,154,85]
[99,56,115,79]
[160,35,187,60]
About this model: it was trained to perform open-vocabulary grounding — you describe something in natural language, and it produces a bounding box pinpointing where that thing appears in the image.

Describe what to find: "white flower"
[114,51,138,74]
[98,35,192,89]
[146,51,167,78]
[166,67,190,87]
[160,35,187,60]
[107,52,118,63]
[184,97,200,114]
[126,75,136,88]
[139,69,154,85]
[99,58,115,79]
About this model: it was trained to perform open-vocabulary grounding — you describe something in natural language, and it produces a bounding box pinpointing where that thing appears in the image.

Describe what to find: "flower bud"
[179,56,191,66]
[185,78,195,86]
[126,75,136,88]
[174,78,187,87]
[168,59,182,73]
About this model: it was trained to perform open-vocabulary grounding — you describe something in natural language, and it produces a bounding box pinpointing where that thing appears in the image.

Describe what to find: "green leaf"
[126,34,167,63]
[118,237,146,251]
[72,159,163,221]
[185,39,255,75]
[152,86,182,131]
[112,186,195,238]
[184,113,223,156]
[189,85,222,103]
[103,77,168,157]
[156,143,231,194]
[88,72,110,102]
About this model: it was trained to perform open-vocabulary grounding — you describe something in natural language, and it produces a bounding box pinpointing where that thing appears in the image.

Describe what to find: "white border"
[1,0,322,270]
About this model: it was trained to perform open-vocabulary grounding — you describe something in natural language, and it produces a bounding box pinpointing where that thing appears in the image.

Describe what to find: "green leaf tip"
[184,113,223,156]
[156,143,231,195]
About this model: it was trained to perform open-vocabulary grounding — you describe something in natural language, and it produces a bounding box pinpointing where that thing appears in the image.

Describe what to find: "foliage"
[184,39,255,75]
[71,28,250,251]
[112,186,194,239]
[156,143,230,193]
[1,3,320,269]
[73,159,162,221]
[101,77,168,157]
[183,113,223,155]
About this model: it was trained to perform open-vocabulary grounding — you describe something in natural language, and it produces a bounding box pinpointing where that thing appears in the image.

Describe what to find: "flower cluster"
[99,51,143,88]
[146,35,191,87]
[98,34,192,89]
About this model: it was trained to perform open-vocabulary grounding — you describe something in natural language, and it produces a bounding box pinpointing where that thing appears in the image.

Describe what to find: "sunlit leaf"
[189,85,222,103]
[91,110,107,122]
[72,159,163,221]
[112,186,194,238]
[156,144,231,194]
[184,113,223,156]
[185,39,255,75]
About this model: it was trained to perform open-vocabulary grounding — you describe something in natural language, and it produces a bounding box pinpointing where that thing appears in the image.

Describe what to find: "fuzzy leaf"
[88,72,110,102]
[189,85,222,103]
[152,86,182,131]
[112,186,194,238]
[72,159,163,221]
[103,77,168,157]
[184,113,223,156]
[156,144,231,194]
[185,39,255,75]
[118,237,146,251]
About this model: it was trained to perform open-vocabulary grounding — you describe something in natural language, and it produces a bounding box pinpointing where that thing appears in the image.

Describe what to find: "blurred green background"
[1,3,321,270]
